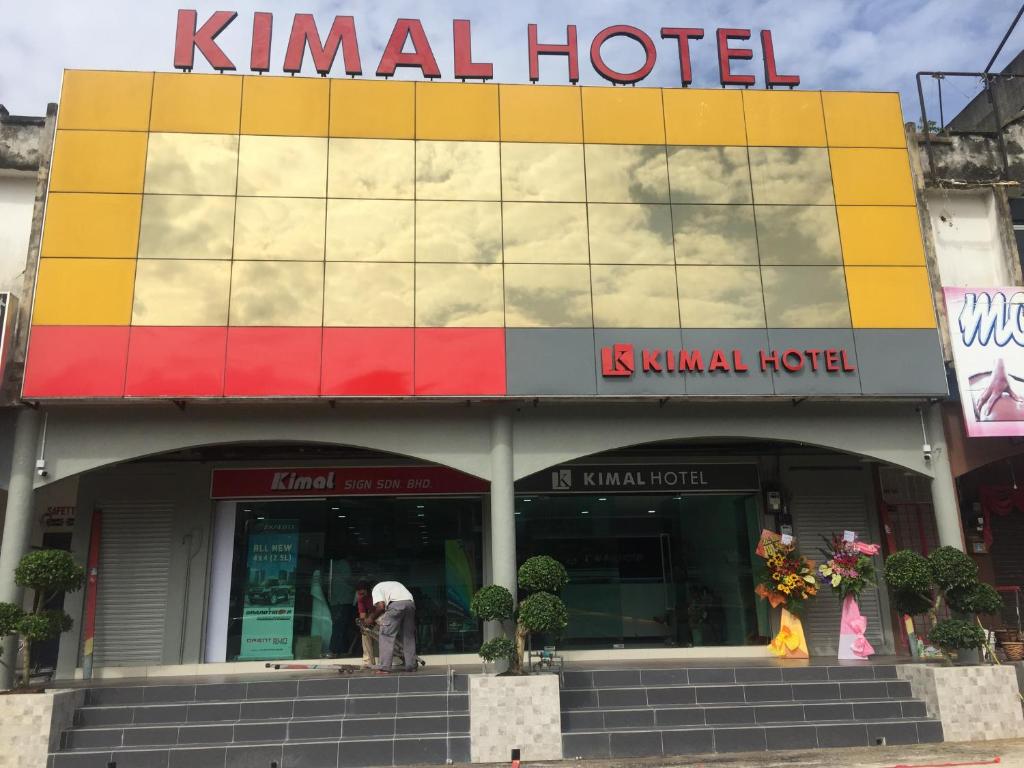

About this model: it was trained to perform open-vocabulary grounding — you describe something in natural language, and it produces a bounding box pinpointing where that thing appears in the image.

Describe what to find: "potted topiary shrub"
[928,618,987,664]
[470,585,516,674]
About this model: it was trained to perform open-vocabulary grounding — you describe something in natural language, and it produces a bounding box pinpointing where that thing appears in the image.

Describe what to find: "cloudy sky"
[1,0,1021,123]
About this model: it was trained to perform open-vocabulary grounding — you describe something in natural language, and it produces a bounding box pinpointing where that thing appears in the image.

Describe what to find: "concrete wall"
[925,188,1014,288]
[0,175,36,295]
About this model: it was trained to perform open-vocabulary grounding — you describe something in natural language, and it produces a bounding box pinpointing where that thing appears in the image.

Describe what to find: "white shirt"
[372,581,414,607]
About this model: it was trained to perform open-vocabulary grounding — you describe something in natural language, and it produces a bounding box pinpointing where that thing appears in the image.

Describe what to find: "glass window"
[761,266,851,327]
[144,133,238,196]
[677,266,765,328]
[237,136,328,198]
[748,147,834,205]
[416,202,502,263]
[225,497,483,661]
[501,143,585,202]
[588,204,674,265]
[327,139,414,200]
[415,263,504,327]
[672,205,757,266]
[324,262,414,327]
[502,203,589,264]
[668,147,752,204]
[591,265,679,327]
[137,195,235,260]
[416,141,500,201]
[755,206,842,265]
[229,261,325,326]
[504,264,593,327]
[131,259,231,326]
[326,200,413,262]
[584,145,670,203]
[234,198,326,262]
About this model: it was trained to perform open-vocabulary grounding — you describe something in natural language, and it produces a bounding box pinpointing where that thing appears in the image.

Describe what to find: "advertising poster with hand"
[944,288,1024,437]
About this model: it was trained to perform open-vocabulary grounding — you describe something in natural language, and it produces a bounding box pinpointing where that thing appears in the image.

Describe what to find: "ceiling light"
[416,505,425,509]
[648,510,656,514]
[598,497,607,502]
[330,506,340,511]
[417,513,425,518]
[523,498,532,503]
[580,510,589,515]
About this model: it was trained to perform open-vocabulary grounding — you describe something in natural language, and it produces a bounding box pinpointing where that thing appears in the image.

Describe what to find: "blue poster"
[239,519,298,660]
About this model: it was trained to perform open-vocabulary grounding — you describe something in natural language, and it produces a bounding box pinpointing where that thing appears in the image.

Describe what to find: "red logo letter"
[761,30,800,87]
[601,344,635,377]
[453,20,493,80]
[377,19,441,78]
[528,24,580,84]
[250,12,273,73]
[590,25,656,85]
[174,9,237,72]
[717,28,754,86]
[661,28,704,86]
[284,14,362,76]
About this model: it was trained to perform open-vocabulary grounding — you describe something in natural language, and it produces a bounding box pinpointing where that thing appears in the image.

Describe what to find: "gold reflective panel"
[584,144,669,204]
[591,265,679,327]
[137,195,236,260]
[502,203,589,264]
[131,259,231,326]
[672,205,758,265]
[327,139,414,199]
[416,201,501,263]
[749,147,834,205]
[144,133,238,195]
[415,141,500,201]
[237,136,328,197]
[326,200,413,262]
[324,262,414,326]
[755,205,842,265]
[504,264,593,327]
[234,198,326,261]
[668,147,752,204]
[229,260,325,326]
[761,266,851,327]
[415,263,504,327]
[501,143,586,202]
[677,266,765,328]
[588,204,673,264]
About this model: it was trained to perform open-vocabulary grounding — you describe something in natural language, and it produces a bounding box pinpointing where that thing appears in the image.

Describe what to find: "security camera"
[922,443,933,463]
[35,458,47,477]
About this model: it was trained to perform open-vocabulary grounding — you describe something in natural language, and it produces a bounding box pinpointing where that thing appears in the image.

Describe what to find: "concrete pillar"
[489,408,517,637]
[0,407,41,688]
[926,403,966,551]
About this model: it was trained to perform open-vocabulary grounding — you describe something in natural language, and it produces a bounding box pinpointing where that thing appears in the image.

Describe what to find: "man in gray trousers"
[362,580,417,673]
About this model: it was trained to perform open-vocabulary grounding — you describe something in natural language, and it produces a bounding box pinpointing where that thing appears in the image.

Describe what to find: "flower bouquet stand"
[819,531,879,660]
[754,529,817,659]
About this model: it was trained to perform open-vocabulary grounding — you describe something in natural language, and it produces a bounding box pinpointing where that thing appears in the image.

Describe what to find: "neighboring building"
[0,70,963,682]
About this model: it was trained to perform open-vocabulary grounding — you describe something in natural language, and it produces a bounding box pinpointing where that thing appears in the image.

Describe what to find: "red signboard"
[210,466,489,499]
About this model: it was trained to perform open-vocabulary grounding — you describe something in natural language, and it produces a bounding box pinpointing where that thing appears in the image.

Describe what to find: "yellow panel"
[327,200,414,262]
[501,143,585,202]
[237,136,327,197]
[416,202,502,263]
[241,75,329,137]
[416,141,500,201]
[416,82,498,141]
[588,204,674,264]
[234,198,326,261]
[324,262,414,326]
[150,73,242,134]
[138,195,236,260]
[663,89,746,146]
[585,145,669,203]
[582,88,665,145]
[330,79,414,139]
[415,263,504,326]
[50,131,148,193]
[144,133,239,195]
[502,203,589,264]
[58,70,152,131]
[505,264,593,327]
[591,265,679,327]
[677,266,765,327]
[41,193,141,258]
[668,147,751,204]
[229,261,324,326]
[132,260,231,325]
[837,206,925,266]
[743,90,826,147]
[499,85,583,143]
[33,258,135,325]
[823,92,906,148]
[830,148,915,206]
[846,266,935,328]
[328,139,413,199]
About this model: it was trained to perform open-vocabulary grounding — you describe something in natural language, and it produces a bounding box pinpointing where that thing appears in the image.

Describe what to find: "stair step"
[561,665,898,690]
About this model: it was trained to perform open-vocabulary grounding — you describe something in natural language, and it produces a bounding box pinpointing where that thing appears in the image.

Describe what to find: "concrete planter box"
[469,673,562,763]
[0,689,83,768]
[898,663,1024,742]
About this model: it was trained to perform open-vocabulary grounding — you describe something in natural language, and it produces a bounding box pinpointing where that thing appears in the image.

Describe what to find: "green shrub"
[947,582,1004,616]
[478,636,516,663]
[928,618,987,651]
[518,591,569,635]
[518,556,568,594]
[15,550,85,596]
[16,610,72,642]
[884,550,931,593]
[470,585,514,622]
[928,547,978,592]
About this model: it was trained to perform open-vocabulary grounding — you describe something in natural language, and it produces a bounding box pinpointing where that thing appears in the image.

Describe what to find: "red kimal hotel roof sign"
[174,9,801,87]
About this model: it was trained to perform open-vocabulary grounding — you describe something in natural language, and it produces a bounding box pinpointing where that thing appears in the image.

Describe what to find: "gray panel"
[683,330,774,395]
[506,329,597,395]
[594,329,686,395]
[767,329,861,395]
[855,329,948,396]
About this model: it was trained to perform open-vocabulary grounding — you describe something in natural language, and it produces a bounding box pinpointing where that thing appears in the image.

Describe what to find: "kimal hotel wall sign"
[517,463,761,494]
[600,343,857,378]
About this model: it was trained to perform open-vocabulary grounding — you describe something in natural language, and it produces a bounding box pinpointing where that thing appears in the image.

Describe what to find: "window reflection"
[748,147,834,205]
[502,203,589,264]
[229,261,325,326]
[415,263,504,326]
[132,259,231,326]
[234,198,326,261]
[144,133,238,196]
[591,264,679,327]
[416,202,501,263]
[501,143,585,202]
[138,195,235,260]
[761,266,851,327]
[677,266,765,327]
[504,264,592,327]
[585,145,669,203]
[328,139,413,199]
[588,204,674,264]
[324,262,414,326]
[416,141,500,201]
[755,206,842,265]
[672,205,757,266]
[668,147,752,204]
[326,200,413,262]
[237,135,328,197]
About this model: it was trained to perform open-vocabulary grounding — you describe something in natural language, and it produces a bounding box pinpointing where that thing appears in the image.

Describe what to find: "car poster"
[239,519,298,660]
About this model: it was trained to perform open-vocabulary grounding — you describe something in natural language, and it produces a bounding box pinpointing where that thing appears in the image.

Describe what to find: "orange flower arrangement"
[754,530,818,615]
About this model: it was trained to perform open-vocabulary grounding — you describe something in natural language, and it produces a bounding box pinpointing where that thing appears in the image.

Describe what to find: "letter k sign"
[601,343,635,377]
